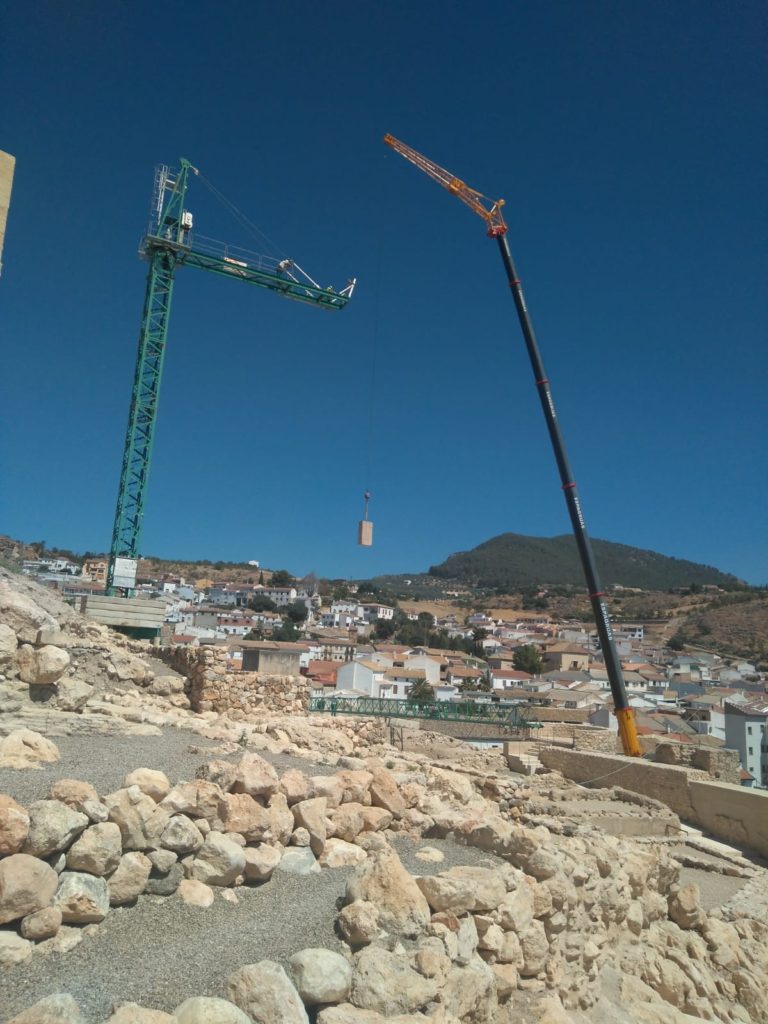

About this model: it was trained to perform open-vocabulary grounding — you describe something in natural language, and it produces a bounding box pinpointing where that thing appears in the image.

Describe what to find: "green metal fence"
[308,695,538,732]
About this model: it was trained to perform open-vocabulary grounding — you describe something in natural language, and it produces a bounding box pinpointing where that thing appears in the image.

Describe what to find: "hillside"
[429,532,743,591]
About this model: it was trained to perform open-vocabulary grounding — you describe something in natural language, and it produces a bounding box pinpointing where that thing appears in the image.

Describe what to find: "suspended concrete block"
[358,520,373,547]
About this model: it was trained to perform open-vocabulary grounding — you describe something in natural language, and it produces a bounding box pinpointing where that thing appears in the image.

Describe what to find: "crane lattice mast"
[383,134,641,758]
[107,159,355,595]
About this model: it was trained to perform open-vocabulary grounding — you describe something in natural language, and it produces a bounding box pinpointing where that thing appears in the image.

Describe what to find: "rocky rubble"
[1,738,766,1023]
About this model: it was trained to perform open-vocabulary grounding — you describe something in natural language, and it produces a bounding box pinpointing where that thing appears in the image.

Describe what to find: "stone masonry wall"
[157,645,309,717]
[538,747,768,857]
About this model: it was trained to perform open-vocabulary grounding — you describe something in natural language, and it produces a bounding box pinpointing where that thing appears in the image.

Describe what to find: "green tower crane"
[107,159,355,595]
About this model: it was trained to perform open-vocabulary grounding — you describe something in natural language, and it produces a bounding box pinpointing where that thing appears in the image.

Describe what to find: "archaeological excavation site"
[0,567,767,1024]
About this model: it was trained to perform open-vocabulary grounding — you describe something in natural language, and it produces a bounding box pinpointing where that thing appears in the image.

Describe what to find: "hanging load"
[358,490,373,546]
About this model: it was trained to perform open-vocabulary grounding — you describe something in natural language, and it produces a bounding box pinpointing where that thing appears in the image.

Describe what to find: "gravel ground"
[678,865,749,912]
[0,729,336,805]
[1,835,504,1023]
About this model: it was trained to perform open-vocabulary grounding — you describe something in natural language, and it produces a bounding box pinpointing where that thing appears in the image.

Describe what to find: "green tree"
[247,595,277,613]
[272,622,299,641]
[284,601,308,624]
[407,678,434,703]
[668,632,686,651]
[512,644,543,675]
[270,569,295,587]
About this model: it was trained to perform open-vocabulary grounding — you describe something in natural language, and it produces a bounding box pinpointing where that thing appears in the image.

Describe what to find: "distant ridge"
[428,533,743,591]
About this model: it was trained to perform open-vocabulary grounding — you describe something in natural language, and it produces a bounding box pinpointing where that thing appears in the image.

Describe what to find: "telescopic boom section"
[384,134,641,757]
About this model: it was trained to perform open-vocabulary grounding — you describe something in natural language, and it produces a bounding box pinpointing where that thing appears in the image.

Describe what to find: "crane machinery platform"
[106,159,355,607]
[383,133,642,758]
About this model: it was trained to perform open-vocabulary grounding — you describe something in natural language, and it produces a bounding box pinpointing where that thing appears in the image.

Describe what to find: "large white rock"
[108,851,152,905]
[124,768,171,803]
[0,583,59,636]
[17,643,70,684]
[56,678,94,711]
[368,767,406,819]
[350,946,438,1017]
[345,847,430,939]
[276,847,320,876]
[320,839,367,869]
[107,651,151,684]
[0,853,59,924]
[290,948,353,1006]
[231,752,279,799]
[20,905,62,940]
[173,998,251,1024]
[191,832,245,886]
[23,800,88,857]
[106,1005,173,1023]
[66,822,122,875]
[105,786,171,850]
[417,866,506,915]
[0,930,32,966]
[222,793,272,841]
[161,781,227,824]
[225,961,309,1024]
[177,878,215,908]
[0,729,60,769]
[161,814,204,854]
[0,793,30,854]
[337,900,379,947]
[0,621,17,665]
[243,844,282,882]
[6,994,85,1023]
[291,797,327,857]
[54,871,110,923]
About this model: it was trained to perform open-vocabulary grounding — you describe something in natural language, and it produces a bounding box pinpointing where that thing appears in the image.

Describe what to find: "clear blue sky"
[1,1,766,584]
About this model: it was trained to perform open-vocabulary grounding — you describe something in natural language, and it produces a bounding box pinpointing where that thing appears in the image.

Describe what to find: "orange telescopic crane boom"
[384,133,642,758]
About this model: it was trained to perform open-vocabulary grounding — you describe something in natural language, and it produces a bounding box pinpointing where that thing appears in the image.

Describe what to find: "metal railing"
[308,695,538,732]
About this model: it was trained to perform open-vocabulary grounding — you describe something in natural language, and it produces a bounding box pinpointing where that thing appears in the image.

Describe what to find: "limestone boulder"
[519,919,549,976]
[350,946,438,1017]
[368,767,406,819]
[178,878,215,908]
[310,775,343,808]
[329,802,365,842]
[148,675,185,697]
[0,729,60,769]
[290,948,353,1006]
[106,786,171,850]
[161,814,204,854]
[345,846,430,939]
[49,779,99,811]
[440,959,497,1024]
[66,822,122,875]
[276,847,320,876]
[0,793,30,854]
[338,900,379,946]
[0,853,59,924]
[161,781,227,825]
[243,844,282,882]
[0,621,17,665]
[280,768,312,804]
[17,643,70,684]
[417,865,506,915]
[225,960,309,1024]
[108,851,152,905]
[54,870,110,923]
[0,584,59,636]
[497,881,535,934]
[292,796,327,856]
[0,931,33,966]
[192,832,245,886]
[56,678,94,712]
[231,752,279,799]
[196,759,238,792]
[222,792,272,841]
[267,792,294,845]
[145,862,183,896]
[668,883,703,930]
[106,1005,173,1023]
[21,905,62,940]
[23,800,88,857]
[107,651,151,684]
[6,993,85,1023]
[360,807,392,833]
[337,770,373,804]
[124,768,171,803]
[173,998,251,1024]
[320,838,367,868]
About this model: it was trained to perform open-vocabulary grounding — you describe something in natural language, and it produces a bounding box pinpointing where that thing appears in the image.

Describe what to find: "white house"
[335,660,387,697]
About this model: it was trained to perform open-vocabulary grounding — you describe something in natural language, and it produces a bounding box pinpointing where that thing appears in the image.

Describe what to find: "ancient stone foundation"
[158,646,309,717]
